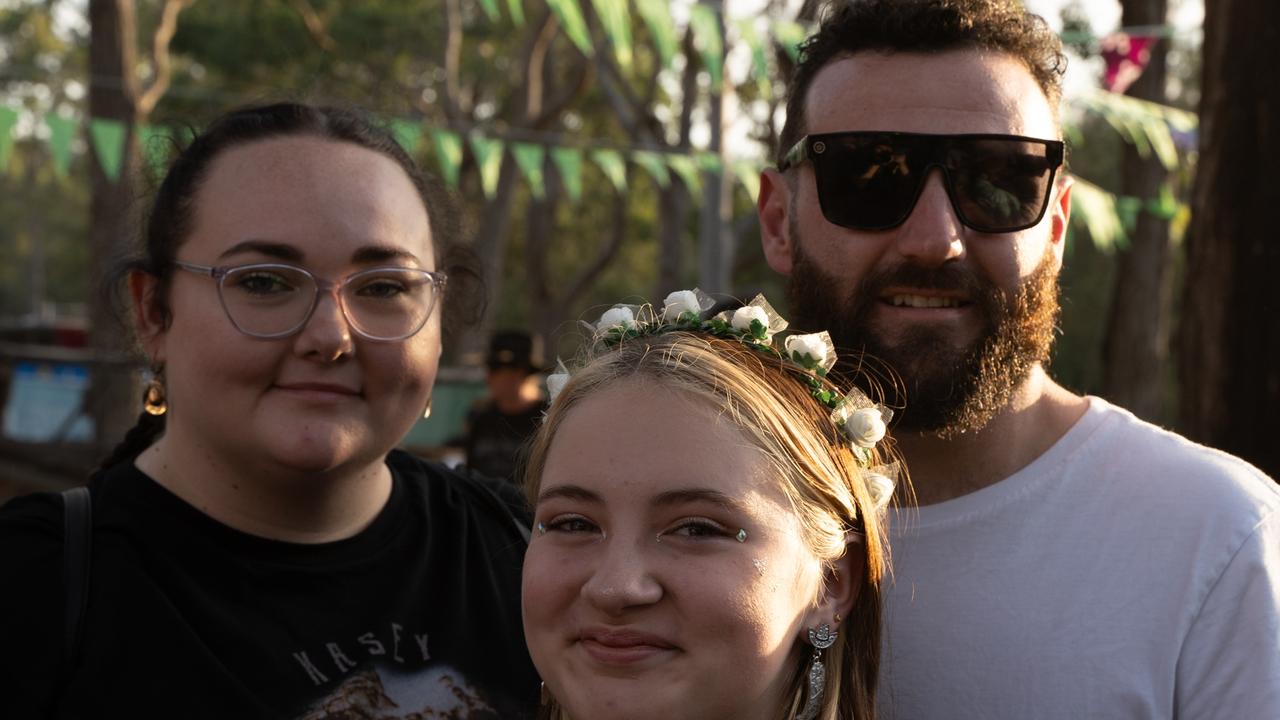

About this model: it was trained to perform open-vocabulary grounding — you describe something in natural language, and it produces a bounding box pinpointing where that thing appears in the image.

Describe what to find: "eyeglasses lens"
[219,265,315,337]
[948,138,1055,232]
[217,265,439,340]
[340,267,437,340]
[810,134,1057,232]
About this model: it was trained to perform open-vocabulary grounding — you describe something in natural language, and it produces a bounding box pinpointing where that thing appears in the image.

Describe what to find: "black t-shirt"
[0,450,539,719]
[464,400,547,483]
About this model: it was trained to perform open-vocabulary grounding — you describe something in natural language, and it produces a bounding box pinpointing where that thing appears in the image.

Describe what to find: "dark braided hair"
[97,102,483,473]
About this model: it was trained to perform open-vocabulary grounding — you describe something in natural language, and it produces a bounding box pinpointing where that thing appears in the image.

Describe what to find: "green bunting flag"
[432,129,463,188]
[477,0,500,22]
[0,105,17,173]
[688,4,724,87]
[44,112,76,177]
[89,118,127,181]
[469,135,504,199]
[138,124,173,177]
[632,150,670,188]
[511,142,546,199]
[589,148,627,193]
[772,21,807,63]
[547,0,593,55]
[590,0,632,71]
[1068,177,1126,253]
[506,0,525,26]
[391,120,422,155]
[550,147,583,202]
[635,0,677,70]
[731,160,761,201]
[665,154,701,196]
[695,151,722,173]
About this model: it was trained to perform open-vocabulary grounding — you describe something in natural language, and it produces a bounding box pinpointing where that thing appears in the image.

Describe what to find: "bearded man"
[757,2,1280,718]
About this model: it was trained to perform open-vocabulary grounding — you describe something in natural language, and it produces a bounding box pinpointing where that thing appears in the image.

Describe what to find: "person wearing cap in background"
[463,331,549,483]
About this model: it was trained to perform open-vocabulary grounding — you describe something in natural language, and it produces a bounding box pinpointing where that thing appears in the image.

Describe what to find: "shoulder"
[386,450,531,532]
[1085,398,1276,491]
[1075,396,1279,535]
[0,490,64,551]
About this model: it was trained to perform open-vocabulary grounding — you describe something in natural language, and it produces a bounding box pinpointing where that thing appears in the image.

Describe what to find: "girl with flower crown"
[521,290,902,720]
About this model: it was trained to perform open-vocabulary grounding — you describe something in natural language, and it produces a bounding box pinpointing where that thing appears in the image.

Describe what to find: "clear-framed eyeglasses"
[173,260,448,341]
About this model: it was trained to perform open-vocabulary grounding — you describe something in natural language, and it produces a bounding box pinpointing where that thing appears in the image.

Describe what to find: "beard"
[787,240,1060,438]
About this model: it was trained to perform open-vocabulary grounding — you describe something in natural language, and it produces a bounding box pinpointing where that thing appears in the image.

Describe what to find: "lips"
[880,289,972,310]
[274,382,361,397]
[578,627,678,665]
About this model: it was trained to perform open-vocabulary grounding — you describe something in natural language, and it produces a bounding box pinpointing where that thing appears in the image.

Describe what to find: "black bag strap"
[60,486,92,679]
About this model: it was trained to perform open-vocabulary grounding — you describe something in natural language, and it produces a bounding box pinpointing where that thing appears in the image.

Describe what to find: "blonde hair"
[524,331,898,720]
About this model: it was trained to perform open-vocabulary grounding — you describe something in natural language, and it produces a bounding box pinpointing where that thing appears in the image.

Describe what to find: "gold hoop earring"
[143,367,167,416]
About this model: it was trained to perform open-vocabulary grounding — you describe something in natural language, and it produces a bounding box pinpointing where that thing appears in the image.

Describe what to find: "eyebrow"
[218,240,303,262]
[217,239,422,266]
[536,484,749,514]
[651,488,749,514]
[536,484,601,505]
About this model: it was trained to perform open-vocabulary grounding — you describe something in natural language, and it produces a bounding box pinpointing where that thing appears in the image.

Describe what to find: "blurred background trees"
[0,0,1274,479]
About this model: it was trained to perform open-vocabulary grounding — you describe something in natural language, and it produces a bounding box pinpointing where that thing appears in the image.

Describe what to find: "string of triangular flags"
[0,104,765,204]
[0,99,1186,246]
[475,0,811,89]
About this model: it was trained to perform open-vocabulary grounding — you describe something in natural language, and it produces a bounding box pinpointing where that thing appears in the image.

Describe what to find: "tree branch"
[136,0,193,116]
[441,0,470,120]
[285,0,338,53]
[563,184,630,305]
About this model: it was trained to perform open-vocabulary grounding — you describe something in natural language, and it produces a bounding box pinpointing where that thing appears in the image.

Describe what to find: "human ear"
[758,168,795,275]
[1048,175,1074,265]
[804,540,865,632]
[128,269,168,365]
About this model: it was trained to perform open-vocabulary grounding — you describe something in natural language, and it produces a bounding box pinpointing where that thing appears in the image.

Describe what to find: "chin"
[264,428,382,475]
[558,684,691,720]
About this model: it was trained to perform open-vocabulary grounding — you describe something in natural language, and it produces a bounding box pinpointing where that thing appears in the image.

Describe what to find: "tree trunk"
[1100,0,1172,423]
[1177,0,1280,478]
[86,0,143,458]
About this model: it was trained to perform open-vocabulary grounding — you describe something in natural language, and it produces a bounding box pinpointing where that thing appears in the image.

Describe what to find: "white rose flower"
[545,372,570,403]
[731,305,771,337]
[845,407,887,448]
[662,290,703,322]
[785,333,830,367]
[597,306,636,333]
[864,472,895,511]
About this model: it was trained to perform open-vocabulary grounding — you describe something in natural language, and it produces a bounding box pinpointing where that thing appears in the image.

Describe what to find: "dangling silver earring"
[797,623,838,720]
[422,396,433,419]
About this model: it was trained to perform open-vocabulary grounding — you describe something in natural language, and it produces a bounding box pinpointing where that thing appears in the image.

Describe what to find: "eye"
[663,518,731,540]
[543,514,600,535]
[232,271,296,296]
[353,276,410,299]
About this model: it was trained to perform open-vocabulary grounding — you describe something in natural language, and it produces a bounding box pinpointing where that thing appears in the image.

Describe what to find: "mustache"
[861,262,995,302]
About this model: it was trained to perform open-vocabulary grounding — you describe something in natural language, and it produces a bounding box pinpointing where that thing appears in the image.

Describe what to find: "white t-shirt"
[878,396,1280,719]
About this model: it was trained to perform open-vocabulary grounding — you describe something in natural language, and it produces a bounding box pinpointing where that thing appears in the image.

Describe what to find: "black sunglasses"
[779,131,1065,233]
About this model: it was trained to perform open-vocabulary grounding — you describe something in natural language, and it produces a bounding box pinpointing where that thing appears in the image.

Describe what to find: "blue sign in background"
[3,361,94,442]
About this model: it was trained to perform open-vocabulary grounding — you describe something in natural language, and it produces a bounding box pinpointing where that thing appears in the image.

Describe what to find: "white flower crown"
[547,289,899,513]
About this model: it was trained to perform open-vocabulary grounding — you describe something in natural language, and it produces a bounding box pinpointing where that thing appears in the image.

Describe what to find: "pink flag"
[1101,32,1157,94]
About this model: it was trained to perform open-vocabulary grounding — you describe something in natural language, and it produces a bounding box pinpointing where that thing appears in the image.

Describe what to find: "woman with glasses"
[0,103,539,719]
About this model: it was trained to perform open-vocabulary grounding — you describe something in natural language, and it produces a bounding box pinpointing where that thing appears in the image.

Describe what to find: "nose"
[581,537,663,616]
[295,289,355,361]
[891,170,966,267]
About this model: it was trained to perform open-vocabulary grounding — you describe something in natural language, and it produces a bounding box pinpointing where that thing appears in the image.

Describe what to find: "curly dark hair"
[777,0,1068,165]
